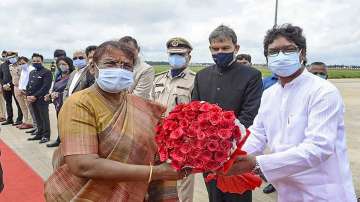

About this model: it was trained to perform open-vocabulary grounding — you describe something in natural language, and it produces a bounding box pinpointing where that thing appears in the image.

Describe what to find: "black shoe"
[28,136,42,141]
[39,137,50,144]
[1,120,14,125]
[263,184,276,194]
[25,129,37,134]
[12,121,22,126]
[46,141,60,147]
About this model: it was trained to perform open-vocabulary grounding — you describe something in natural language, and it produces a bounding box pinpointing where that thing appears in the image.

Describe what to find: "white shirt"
[68,68,86,96]
[244,70,356,202]
[18,65,35,90]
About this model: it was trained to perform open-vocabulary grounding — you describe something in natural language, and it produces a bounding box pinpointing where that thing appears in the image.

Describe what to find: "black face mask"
[212,52,235,69]
[32,63,43,70]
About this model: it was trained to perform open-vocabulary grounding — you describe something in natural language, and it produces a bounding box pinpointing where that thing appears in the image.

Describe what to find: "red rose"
[217,129,233,140]
[180,143,192,154]
[214,151,228,162]
[159,147,169,162]
[223,111,236,122]
[233,125,242,139]
[207,140,220,152]
[189,121,200,131]
[199,120,210,130]
[200,150,213,161]
[205,126,219,137]
[210,104,222,113]
[189,148,201,158]
[172,104,185,113]
[167,113,179,120]
[209,112,222,125]
[199,102,214,112]
[190,101,202,111]
[197,131,206,140]
[162,120,175,130]
[205,160,221,170]
[187,128,198,138]
[220,140,232,151]
[177,111,186,120]
[198,112,210,121]
[179,119,190,128]
[193,159,205,169]
[185,111,197,120]
[182,105,192,111]
[170,150,185,162]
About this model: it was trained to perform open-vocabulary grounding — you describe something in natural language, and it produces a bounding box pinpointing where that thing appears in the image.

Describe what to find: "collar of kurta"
[280,68,309,88]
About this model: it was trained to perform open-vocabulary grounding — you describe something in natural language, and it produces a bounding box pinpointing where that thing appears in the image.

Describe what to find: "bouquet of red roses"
[155,101,244,172]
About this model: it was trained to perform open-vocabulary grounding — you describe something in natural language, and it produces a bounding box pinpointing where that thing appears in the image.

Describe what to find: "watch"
[252,159,268,182]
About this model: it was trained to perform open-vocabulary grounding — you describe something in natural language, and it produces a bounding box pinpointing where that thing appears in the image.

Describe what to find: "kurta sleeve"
[256,90,341,182]
[243,110,268,156]
[59,94,98,156]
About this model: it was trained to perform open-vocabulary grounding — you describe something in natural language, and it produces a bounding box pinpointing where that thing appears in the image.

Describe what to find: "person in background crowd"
[0,51,23,126]
[119,36,155,100]
[236,53,252,66]
[85,45,97,64]
[153,37,196,202]
[27,53,52,144]
[309,62,328,79]
[0,51,7,122]
[46,56,74,148]
[52,49,66,80]
[62,50,95,102]
[226,23,356,202]
[192,25,263,202]
[14,57,33,129]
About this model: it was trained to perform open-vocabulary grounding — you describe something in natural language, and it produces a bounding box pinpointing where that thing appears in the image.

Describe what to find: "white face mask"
[267,51,302,77]
[20,63,29,70]
[95,64,134,93]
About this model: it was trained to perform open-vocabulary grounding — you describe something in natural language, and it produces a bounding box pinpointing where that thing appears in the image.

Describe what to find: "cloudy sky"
[0,0,359,65]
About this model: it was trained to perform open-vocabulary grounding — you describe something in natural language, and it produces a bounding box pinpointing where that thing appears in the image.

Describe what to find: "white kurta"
[244,69,356,202]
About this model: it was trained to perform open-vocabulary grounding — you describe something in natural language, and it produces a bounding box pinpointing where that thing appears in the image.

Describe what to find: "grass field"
[154,65,360,79]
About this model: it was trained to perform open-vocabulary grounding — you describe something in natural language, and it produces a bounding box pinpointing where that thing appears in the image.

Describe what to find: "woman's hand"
[152,163,185,181]
[44,94,50,101]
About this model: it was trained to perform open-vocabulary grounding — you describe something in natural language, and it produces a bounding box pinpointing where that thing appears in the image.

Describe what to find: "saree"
[44,87,178,202]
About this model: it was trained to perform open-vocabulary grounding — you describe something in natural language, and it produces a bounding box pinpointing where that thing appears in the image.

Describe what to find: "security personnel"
[152,37,196,202]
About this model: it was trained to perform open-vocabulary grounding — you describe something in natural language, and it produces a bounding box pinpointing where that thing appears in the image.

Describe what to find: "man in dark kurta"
[192,25,263,202]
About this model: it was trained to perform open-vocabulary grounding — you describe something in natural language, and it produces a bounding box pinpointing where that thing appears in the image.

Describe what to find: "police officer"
[152,37,196,202]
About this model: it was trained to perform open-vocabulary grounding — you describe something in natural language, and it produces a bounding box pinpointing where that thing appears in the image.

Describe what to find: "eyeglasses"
[267,46,299,57]
[312,72,327,76]
[98,60,133,71]
[73,56,85,60]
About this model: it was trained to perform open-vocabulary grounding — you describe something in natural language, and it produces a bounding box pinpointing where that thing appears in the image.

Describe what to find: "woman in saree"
[45,40,184,202]
[45,56,74,147]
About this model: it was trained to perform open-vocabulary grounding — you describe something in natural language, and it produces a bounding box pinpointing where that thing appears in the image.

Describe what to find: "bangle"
[148,163,153,183]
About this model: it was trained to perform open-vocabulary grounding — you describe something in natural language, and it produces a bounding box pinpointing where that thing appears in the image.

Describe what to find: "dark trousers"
[2,87,23,122]
[31,101,50,139]
[205,174,252,202]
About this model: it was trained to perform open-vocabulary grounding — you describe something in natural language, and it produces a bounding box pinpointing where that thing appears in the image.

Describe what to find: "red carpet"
[0,139,45,202]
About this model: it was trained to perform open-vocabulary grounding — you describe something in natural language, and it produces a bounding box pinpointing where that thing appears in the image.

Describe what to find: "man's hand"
[2,84,11,91]
[51,92,59,99]
[27,96,37,103]
[226,155,256,176]
[44,94,51,102]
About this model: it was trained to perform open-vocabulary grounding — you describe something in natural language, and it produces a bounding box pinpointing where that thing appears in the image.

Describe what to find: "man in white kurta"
[243,68,356,201]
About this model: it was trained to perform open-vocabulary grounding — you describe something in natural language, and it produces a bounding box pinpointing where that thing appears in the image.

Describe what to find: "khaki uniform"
[153,68,196,202]
[9,64,32,124]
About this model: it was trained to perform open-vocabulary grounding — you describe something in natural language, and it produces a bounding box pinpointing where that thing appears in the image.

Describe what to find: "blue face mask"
[9,57,18,64]
[32,63,43,70]
[212,52,235,69]
[20,63,29,70]
[267,52,301,77]
[169,54,187,69]
[96,65,134,93]
[73,59,87,69]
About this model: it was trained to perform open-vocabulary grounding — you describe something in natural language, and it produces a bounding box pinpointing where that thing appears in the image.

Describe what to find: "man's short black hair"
[32,53,44,61]
[263,24,307,64]
[119,36,139,50]
[236,54,251,63]
[311,62,326,66]
[85,45,97,57]
[1,51,6,55]
[54,49,66,58]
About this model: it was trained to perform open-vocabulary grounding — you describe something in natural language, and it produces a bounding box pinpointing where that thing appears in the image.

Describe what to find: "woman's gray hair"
[92,40,136,65]
[209,25,237,44]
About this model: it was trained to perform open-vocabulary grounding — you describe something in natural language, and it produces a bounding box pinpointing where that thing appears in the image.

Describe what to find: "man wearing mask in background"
[0,51,7,122]
[309,62,328,79]
[119,36,155,100]
[63,50,94,102]
[27,53,52,144]
[152,37,196,202]
[0,51,23,126]
[192,25,263,202]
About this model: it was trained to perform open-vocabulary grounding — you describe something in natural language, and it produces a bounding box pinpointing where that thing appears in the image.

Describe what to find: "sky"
[0,0,359,65]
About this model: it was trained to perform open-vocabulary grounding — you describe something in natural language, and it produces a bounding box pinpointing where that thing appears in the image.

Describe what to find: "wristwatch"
[252,159,268,182]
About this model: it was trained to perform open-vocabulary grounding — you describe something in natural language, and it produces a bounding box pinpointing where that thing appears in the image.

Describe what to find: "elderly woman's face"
[96,48,134,72]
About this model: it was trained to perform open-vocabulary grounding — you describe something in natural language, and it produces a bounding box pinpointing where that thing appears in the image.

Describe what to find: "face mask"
[212,52,235,69]
[8,57,17,64]
[59,64,69,73]
[73,59,87,69]
[20,64,29,70]
[267,51,301,77]
[96,65,134,93]
[33,63,43,70]
[313,73,328,80]
[169,54,187,69]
